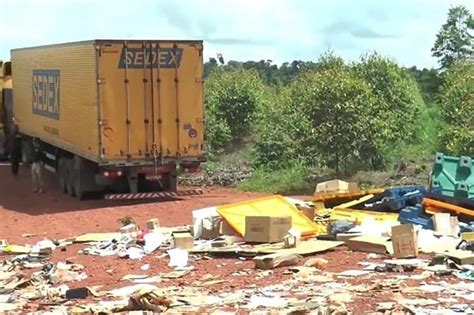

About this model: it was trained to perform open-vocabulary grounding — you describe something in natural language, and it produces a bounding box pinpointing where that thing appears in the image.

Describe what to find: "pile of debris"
[1,152,474,313]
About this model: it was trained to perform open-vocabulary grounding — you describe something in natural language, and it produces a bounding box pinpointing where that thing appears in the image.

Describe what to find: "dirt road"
[0,163,262,243]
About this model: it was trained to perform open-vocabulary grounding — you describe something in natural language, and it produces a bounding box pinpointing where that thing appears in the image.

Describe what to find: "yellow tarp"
[334,194,375,209]
[0,244,31,254]
[329,208,398,223]
[217,195,321,237]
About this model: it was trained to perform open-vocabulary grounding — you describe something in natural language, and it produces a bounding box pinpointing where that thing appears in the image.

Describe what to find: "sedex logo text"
[118,47,184,69]
[32,70,60,120]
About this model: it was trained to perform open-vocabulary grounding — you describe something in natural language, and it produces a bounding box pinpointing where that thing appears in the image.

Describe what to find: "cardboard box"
[391,224,418,258]
[315,180,358,195]
[146,218,160,231]
[283,229,301,248]
[172,231,194,250]
[346,236,394,254]
[445,250,474,265]
[120,224,138,237]
[245,216,292,243]
[301,207,315,221]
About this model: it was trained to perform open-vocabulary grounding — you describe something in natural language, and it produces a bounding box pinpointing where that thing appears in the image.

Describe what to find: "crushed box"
[201,217,221,240]
[346,235,394,254]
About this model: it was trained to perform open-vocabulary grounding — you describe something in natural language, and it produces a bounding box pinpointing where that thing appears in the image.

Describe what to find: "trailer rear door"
[96,40,204,164]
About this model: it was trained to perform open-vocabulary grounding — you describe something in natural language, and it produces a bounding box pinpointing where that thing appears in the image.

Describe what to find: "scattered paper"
[168,248,189,268]
[143,232,163,254]
[338,270,371,277]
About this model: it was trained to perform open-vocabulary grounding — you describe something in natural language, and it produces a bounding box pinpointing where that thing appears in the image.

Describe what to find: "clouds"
[0,0,473,68]
[323,19,398,39]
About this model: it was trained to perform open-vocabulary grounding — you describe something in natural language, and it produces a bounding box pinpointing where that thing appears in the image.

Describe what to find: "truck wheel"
[168,174,177,192]
[66,159,75,197]
[58,158,67,193]
[74,168,86,200]
[160,173,177,192]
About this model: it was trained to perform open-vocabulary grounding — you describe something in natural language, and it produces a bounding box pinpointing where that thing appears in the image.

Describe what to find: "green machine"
[430,152,474,199]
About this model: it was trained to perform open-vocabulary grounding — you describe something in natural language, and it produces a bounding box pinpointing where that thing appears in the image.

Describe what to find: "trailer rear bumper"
[104,189,203,200]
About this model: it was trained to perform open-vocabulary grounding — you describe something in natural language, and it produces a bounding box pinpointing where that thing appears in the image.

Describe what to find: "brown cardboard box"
[172,231,194,250]
[314,180,358,195]
[245,216,292,243]
[301,207,315,221]
[391,224,418,258]
[445,250,474,265]
[146,218,160,231]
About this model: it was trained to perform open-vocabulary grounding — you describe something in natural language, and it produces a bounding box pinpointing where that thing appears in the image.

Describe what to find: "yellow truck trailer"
[8,39,205,199]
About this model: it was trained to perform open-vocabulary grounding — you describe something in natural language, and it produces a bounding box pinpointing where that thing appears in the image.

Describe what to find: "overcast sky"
[1,0,473,68]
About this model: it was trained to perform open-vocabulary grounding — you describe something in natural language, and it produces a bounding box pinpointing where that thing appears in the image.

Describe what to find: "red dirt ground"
[0,164,454,314]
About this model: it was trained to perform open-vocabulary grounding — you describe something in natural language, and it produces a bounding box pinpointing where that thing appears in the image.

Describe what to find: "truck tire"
[160,173,177,192]
[66,159,75,197]
[58,158,68,193]
[168,174,177,192]
[73,167,86,200]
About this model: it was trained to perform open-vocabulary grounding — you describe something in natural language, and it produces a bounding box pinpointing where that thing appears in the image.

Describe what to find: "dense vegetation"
[202,5,474,192]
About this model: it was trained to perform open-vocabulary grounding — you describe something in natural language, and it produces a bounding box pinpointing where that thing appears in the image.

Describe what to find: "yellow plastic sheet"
[1,244,31,254]
[329,208,398,223]
[334,194,375,209]
[217,195,321,237]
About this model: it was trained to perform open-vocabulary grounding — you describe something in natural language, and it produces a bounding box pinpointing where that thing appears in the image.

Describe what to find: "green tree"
[203,57,218,78]
[353,53,425,146]
[438,61,474,156]
[432,5,474,70]
[253,59,380,172]
[205,68,265,156]
[406,66,442,104]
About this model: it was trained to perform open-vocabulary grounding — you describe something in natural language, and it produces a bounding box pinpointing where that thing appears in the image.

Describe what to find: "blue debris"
[330,220,355,235]
[365,186,427,212]
[398,205,434,230]
[459,222,474,233]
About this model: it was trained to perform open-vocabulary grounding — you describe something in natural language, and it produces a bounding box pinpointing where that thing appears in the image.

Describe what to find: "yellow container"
[11,40,205,165]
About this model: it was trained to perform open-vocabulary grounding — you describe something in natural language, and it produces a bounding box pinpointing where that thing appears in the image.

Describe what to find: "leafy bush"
[252,52,428,173]
[205,67,265,156]
[254,59,380,172]
[353,53,425,144]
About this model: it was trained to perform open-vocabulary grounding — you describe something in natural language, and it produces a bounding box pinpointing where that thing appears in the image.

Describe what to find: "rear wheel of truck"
[161,173,177,192]
[73,167,86,200]
[58,158,68,193]
[66,159,75,197]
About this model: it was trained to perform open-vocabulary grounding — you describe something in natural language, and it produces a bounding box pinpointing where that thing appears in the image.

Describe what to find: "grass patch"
[237,163,312,194]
